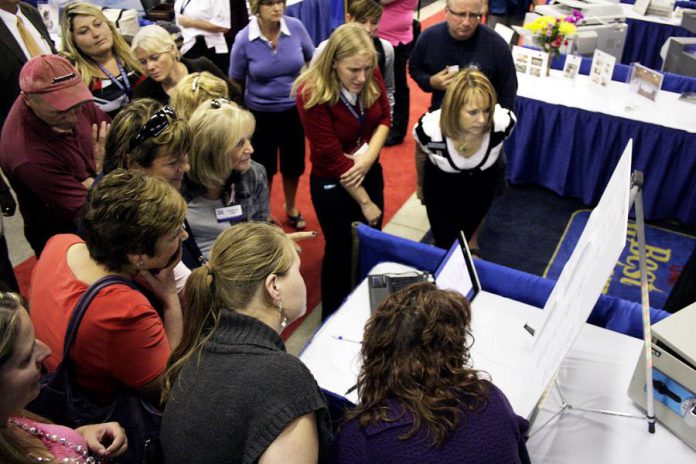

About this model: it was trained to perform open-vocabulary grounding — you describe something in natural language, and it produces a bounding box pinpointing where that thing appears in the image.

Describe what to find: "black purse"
[412,0,422,44]
[27,276,164,464]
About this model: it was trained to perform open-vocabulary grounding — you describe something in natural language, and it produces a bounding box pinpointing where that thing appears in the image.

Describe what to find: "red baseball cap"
[19,54,93,111]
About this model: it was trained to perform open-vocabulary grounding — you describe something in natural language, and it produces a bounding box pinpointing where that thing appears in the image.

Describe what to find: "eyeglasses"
[129,106,177,150]
[446,9,482,21]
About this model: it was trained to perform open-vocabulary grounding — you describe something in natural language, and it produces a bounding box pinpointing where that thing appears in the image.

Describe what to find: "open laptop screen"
[434,231,481,302]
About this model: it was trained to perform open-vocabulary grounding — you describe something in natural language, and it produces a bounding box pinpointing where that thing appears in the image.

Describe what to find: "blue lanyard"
[95,56,132,99]
[339,91,365,146]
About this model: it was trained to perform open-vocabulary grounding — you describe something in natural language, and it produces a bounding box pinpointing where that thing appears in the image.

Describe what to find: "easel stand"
[529,170,656,437]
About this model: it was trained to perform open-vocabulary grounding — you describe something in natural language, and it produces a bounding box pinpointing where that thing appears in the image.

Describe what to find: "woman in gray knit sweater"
[160,222,332,464]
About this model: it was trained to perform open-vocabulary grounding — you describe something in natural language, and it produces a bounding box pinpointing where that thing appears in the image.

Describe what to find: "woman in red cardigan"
[294,23,390,320]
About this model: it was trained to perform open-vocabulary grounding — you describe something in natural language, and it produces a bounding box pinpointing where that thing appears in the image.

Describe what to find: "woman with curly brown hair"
[334,282,530,463]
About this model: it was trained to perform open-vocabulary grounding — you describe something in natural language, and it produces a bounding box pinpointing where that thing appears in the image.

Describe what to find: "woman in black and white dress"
[414,67,515,251]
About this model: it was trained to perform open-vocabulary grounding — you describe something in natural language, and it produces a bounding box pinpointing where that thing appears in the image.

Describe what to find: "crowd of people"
[0,0,531,462]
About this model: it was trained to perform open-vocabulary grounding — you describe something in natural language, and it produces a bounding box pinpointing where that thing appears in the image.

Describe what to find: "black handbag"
[412,0,422,43]
[27,276,164,464]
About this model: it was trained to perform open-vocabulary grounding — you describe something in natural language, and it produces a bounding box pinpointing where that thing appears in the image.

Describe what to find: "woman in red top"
[294,23,390,319]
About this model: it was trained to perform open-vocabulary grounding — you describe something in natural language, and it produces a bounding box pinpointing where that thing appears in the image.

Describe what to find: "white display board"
[530,141,633,397]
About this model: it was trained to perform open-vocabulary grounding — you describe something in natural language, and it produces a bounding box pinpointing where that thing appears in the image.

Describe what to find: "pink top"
[12,417,89,462]
[376,0,419,46]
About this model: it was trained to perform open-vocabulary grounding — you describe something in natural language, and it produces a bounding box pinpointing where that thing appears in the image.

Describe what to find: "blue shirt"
[229,16,314,111]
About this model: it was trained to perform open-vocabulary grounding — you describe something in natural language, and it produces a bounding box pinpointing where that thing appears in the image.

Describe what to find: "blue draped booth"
[353,224,671,340]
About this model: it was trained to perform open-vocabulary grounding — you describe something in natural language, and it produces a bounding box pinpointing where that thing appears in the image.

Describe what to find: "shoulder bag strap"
[62,275,137,357]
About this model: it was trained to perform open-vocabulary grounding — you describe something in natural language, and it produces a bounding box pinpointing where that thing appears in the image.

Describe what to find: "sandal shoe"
[287,211,307,230]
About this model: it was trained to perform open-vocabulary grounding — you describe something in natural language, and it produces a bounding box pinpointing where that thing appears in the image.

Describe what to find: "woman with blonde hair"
[169,71,229,120]
[334,282,530,463]
[160,222,332,464]
[294,23,390,319]
[0,292,128,463]
[184,98,270,259]
[132,25,238,104]
[413,67,516,252]
[60,2,145,117]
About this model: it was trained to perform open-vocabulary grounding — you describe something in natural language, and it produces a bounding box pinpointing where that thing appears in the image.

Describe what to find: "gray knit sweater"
[161,310,332,463]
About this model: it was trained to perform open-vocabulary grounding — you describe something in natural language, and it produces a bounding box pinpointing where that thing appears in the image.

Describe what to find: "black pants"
[390,40,414,140]
[311,164,384,320]
[251,107,306,179]
[423,160,505,249]
[183,36,229,76]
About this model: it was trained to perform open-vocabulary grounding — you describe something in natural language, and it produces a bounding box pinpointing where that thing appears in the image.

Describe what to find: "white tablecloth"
[517,71,696,133]
[300,263,696,463]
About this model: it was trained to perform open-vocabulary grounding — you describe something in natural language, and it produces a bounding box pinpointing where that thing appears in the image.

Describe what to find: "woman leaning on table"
[334,282,531,464]
[60,2,145,118]
[0,292,128,464]
[229,0,314,230]
[414,67,515,252]
[293,23,390,320]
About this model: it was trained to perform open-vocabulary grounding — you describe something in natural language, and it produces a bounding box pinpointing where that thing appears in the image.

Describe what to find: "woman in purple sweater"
[229,0,314,230]
[334,282,531,464]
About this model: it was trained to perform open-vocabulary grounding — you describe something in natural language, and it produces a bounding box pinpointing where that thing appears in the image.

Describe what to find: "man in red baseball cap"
[0,54,110,255]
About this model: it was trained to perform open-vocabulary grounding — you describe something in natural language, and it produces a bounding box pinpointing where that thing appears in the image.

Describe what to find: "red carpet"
[13,10,447,339]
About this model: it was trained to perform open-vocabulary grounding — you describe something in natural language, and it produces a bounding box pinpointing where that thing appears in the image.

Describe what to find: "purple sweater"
[334,384,531,464]
[229,16,314,112]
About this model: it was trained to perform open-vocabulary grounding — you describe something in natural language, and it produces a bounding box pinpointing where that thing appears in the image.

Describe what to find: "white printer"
[527,0,628,60]
[628,301,696,451]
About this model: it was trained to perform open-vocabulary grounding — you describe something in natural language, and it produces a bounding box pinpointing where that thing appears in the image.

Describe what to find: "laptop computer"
[434,231,545,419]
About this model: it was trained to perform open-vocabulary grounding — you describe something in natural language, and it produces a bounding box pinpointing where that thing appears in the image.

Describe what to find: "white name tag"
[215,204,243,222]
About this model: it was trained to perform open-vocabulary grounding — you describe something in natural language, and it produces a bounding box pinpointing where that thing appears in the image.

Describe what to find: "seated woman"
[131,25,240,105]
[334,282,530,463]
[0,292,128,463]
[170,71,229,121]
[160,222,332,463]
[29,170,187,409]
[184,98,270,259]
[413,68,516,252]
[103,98,205,269]
[294,23,390,319]
[60,2,145,118]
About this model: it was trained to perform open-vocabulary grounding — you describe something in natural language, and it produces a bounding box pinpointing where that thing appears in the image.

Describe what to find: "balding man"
[409,0,517,111]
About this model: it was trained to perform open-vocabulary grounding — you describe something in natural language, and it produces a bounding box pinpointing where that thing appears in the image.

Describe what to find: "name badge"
[215,204,243,223]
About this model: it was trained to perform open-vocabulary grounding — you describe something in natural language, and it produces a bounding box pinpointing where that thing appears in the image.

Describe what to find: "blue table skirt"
[622,17,696,69]
[354,224,671,339]
[505,96,696,226]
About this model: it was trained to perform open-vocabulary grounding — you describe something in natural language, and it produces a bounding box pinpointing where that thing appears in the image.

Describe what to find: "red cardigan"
[296,71,391,178]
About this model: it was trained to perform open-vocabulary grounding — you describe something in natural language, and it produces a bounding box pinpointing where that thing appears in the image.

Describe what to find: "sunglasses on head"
[129,106,177,150]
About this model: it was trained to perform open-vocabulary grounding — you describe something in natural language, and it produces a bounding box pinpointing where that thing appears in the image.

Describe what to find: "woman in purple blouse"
[229,0,314,230]
[334,282,531,464]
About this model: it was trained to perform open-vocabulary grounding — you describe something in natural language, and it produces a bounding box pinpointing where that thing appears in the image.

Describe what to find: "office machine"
[662,37,696,77]
[628,301,696,451]
[531,0,628,60]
